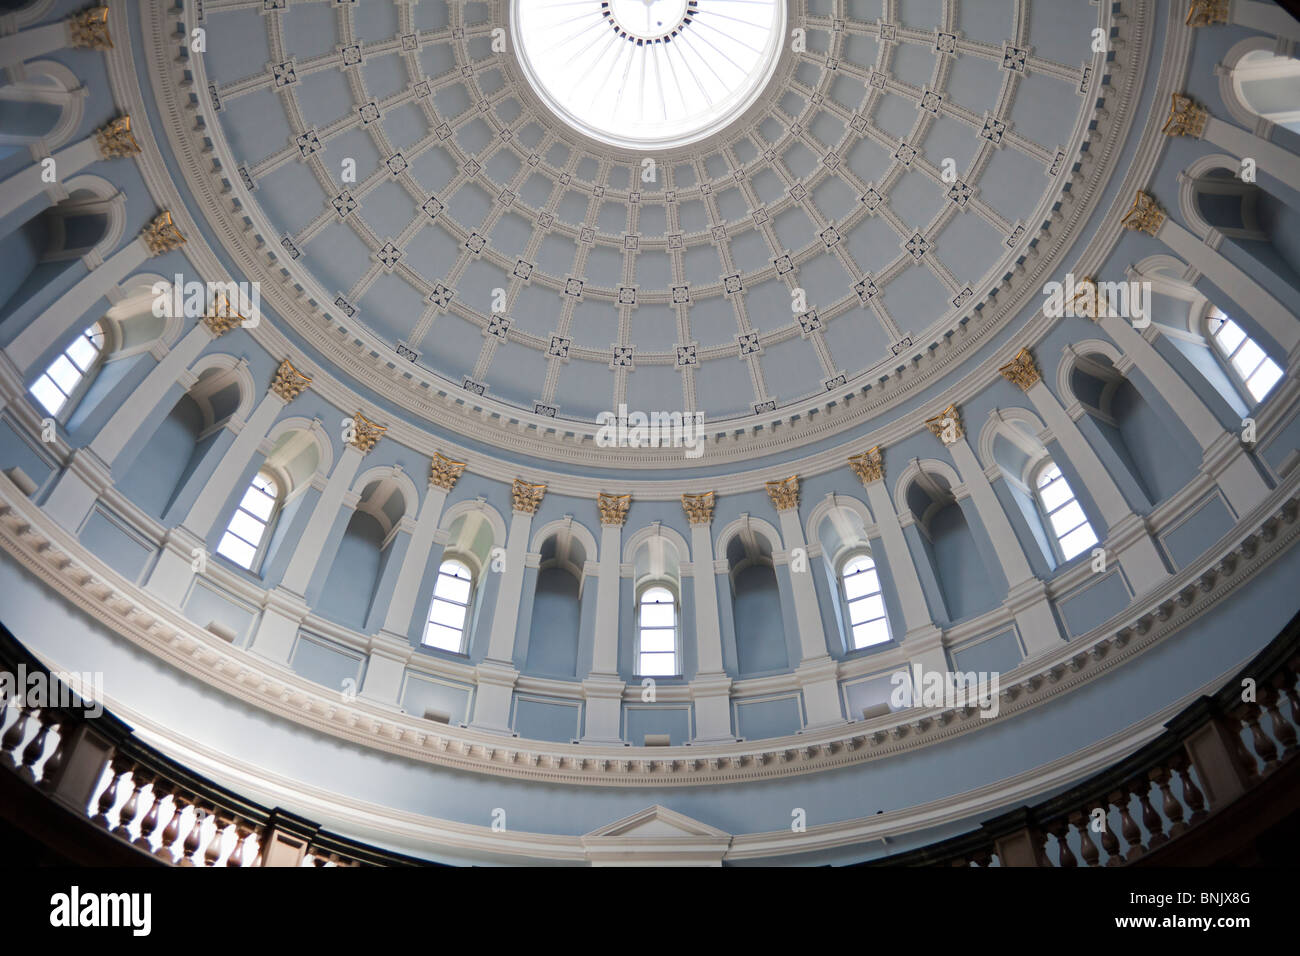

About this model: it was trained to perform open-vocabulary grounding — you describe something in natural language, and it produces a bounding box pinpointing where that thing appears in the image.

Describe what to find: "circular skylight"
[512,0,785,149]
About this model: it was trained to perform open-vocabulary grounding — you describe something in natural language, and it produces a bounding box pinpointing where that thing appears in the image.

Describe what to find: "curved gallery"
[0,0,1299,866]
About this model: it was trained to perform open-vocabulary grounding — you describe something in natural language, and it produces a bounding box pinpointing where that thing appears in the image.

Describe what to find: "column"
[851,448,948,674]
[6,211,186,376]
[143,360,311,606]
[766,476,844,729]
[377,453,462,641]
[582,493,629,742]
[935,406,1067,659]
[0,7,111,71]
[0,117,140,226]
[1000,349,1171,596]
[247,413,380,666]
[469,479,545,733]
[1163,94,1300,200]
[682,492,733,742]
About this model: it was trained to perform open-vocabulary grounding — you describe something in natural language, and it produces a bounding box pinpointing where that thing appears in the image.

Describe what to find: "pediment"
[584,805,731,840]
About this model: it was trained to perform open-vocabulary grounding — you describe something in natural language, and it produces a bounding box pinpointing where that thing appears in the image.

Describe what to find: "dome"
[0,0,1299,870]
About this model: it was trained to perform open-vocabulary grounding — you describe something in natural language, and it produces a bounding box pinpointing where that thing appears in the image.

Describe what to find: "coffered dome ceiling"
[189,0,1107,461]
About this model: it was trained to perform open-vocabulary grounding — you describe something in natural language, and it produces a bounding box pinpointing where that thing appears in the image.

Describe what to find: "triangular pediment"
[583,805,731,840]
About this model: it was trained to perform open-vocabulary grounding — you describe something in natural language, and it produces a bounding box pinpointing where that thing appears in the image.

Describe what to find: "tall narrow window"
[1034,462,1098,561]
[1207,308,1283,403]
[28,322,104,416]
[216,472,279,570]
[840,553,891,649]
[424,559,473,652]
[637,586,678,676]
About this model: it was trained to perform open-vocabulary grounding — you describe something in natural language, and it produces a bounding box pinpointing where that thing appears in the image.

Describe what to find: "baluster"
[156,793,183,862]
[205,815,229,867]
[1150,767,1185,839]
[134,778,163,851]
[1227,710,1263,782]
[91,758,125,829]
[37,721,65,790]
[1261,686,1296,755]
[1172,755,1206,823]
[1095,803,1121,866]
[1046,820,1075,867]
[1272,671,1299,742]
[1132,777,1165,850]
[1112,788,1144,862]
[1,701,30,764]
[226,823,253,867]
[19,710,52,781]
[1068,811,1099,867]
[179,807,206,867]
[1241,706,1279,772]
[112,772,142,839]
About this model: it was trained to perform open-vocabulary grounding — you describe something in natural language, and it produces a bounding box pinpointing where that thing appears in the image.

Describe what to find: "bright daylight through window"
[512,0,784,149]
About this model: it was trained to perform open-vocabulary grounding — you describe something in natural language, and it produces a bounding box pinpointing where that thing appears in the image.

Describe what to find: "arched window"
[839,552,891,649]
[423,559,474,652]
[636,585,678,676]
[1033,462,1098,562]
[1206,307,1283,404]
[216,472,280,570]
[27,322,104,417]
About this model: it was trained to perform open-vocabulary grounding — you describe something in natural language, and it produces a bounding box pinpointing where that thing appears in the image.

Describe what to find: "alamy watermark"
[0,664,103,719]
[1043,273,1150,328]
[595,404,706,459]
[890,664,1001,718]
[151,274,261,325]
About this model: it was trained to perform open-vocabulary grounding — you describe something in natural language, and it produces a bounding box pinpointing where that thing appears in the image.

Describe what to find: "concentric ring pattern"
[201,0,1098,430]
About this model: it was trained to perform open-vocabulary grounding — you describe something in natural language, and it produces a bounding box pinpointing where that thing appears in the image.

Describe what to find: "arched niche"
[0,173,122,319]
[525,519,593,678]
[0,61,85,151]
[1060,345,1200,509]
[1179,154,1300,324]
[808,494,890,654]
[626,525,686,677]
[978,408,1069,572]
[895,460,996,625]
[316,468,415,630]
[719,515,787,676]
[117,359,252,522]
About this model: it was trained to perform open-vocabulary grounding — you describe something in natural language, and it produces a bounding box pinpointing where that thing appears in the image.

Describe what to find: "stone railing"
[0,623,434,867]
[864,612,1300,867]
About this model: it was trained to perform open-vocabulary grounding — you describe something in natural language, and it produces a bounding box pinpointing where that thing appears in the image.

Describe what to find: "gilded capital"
[764,475,799,512]
[1186,0,1228,26]
[349,413,386,454]
[430,452,467,490]
[681,491,715,525]
[924,403,963,445]
[67,6,112,49]
[512,479,546,515]
[848,446,884,484]
[998,348,1040,391]
[94,115,139,159]
[1161,93,1207,139]
[270,359,311,402]
[1068,276,1101,320]
[201,293,243,336]
[141,211,185,256]
[597,492,631,527]
[1121,191,1165,237]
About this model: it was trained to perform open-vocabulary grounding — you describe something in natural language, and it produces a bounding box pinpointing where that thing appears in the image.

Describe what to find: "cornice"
[1,468,1295,788]
[112,0,1170,483]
